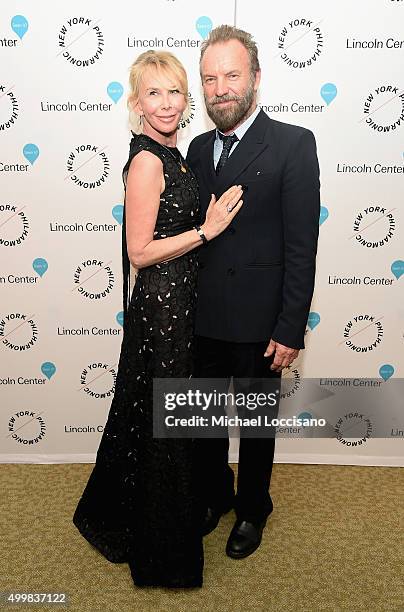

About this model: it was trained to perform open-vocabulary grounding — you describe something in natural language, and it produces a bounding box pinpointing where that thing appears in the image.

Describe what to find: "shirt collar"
[215,105,260,142]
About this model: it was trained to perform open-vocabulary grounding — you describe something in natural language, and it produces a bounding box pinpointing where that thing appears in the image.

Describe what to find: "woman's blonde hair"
[127,50,189,133]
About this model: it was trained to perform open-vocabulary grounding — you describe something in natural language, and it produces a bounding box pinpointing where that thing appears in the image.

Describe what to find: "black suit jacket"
[186,109,320,348]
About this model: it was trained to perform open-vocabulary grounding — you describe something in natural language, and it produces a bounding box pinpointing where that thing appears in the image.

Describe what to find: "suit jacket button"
[227,268,235,275]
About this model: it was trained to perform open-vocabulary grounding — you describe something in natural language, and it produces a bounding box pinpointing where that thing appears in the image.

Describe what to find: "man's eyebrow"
[202,70,241,77]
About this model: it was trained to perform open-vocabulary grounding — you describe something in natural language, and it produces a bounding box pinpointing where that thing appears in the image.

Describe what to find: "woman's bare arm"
[125,150,243,269]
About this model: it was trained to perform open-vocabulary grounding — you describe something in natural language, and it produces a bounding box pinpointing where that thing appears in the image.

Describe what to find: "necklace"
[140,133,187,173]
[161,144,187,173]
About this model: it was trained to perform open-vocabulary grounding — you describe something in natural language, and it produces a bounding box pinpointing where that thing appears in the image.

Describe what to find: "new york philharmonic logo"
[79,362,117,399]
[280,368,301,399]
[178,92,196,129]
[72,259,115,300]
[342,314,384,353]
[57,17,104,67]
[7,410,46,445]
[0,204,29,247]
[277,18,324,68]
[0,312,38,351]
[362,85,404,132]
[350,205,396,248]
[334,412,372,447]
[0,84,19,131]
[66,144,110,189]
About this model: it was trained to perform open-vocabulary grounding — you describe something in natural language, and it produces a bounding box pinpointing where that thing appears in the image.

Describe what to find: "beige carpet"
[1,463,403,612]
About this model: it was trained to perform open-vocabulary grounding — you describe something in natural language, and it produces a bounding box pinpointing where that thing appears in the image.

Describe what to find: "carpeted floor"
[1,463,403,612]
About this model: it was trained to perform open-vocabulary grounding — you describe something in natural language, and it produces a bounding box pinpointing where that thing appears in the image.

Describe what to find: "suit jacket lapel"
[215,110,270,192]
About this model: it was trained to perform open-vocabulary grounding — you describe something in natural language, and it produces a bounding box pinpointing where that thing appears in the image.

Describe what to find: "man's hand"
[264,339,299,372]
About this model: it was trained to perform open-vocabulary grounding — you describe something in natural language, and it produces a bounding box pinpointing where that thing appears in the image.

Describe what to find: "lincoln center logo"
[8,410,46,445]
[57,17,104,67]
[362,84,404,132]
[79,362,117,399]
[342,314,383,353]
[72,259,115,300]
[351,205,396,248]
[66,144,110,189]
[277,18,324,68]
[0,312,38,351]
[0,84,19,131]
[0,204,29,247]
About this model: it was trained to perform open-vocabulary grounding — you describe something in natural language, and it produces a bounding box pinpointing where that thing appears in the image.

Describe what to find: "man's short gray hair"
[199,24,260,75]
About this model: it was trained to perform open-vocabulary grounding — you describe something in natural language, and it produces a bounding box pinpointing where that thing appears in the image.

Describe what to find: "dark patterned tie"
[215,132,238,175]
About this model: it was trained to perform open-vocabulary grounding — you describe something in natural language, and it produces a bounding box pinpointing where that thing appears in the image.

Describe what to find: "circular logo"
[66,144,110,189]
[178,93,196,130]
[334,412,372,446]
[80,362,117,399]
[280,368,301,399]
[0,312,38,351]
[57,17,104,67]
[0,84,19,131]
[8,410,46,444]
[343,314,383,353]
[362,84,404,132]
[73,259,115,300]
[0,204,29,247]
[352,205,396,248]
[277,18,324,69]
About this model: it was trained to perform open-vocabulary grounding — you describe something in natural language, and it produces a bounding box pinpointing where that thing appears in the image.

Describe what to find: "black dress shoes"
[225,518,267,558]
[202,500,234,536]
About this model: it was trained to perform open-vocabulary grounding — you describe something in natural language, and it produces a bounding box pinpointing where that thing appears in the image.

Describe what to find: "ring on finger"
[227,204,234,213]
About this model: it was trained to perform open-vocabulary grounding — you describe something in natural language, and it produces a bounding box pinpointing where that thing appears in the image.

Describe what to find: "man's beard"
[204,78,255,133]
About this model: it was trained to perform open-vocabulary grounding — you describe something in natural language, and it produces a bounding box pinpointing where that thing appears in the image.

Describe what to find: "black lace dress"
[72,133,204,588]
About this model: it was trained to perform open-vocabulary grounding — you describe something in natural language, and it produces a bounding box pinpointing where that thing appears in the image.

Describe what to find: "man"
[187,25,320,559]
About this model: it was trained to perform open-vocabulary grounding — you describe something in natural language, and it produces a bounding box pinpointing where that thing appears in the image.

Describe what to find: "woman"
[72,50,243,588]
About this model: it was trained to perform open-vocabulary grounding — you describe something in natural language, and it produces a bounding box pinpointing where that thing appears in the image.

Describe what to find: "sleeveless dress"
[72,133,204,588]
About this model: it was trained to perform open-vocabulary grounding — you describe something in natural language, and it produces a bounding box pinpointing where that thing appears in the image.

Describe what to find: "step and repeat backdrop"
[0,0,403,465]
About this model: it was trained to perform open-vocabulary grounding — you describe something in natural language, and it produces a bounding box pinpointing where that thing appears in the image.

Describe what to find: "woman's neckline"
[136,132,178,149]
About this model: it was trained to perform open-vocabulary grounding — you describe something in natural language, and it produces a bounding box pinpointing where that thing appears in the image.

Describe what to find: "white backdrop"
[0,0,403,466]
